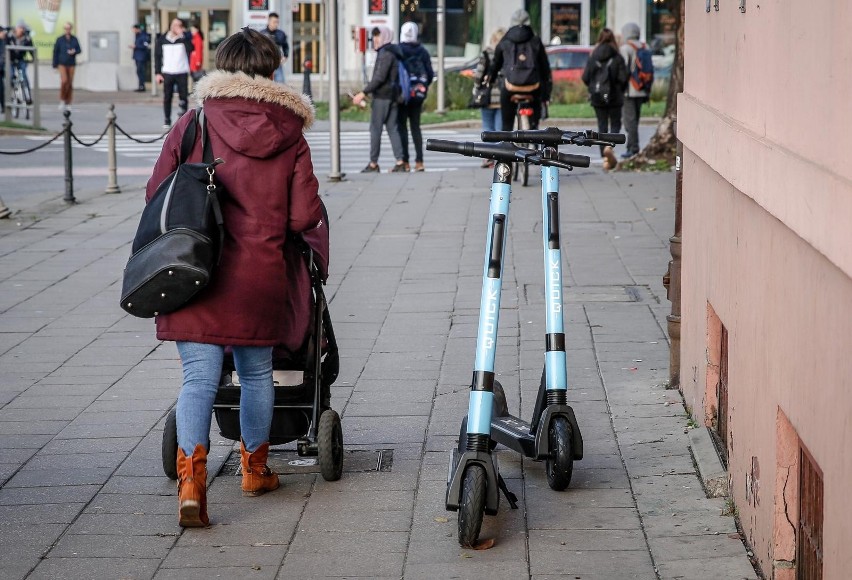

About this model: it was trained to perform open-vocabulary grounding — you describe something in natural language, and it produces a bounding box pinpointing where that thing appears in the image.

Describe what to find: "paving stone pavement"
[0,163,758,579]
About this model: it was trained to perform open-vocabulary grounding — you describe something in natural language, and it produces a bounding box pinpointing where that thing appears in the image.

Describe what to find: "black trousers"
[500,88,542,132]
[135,60,147,89]
[162,73,188,123]
[593,105,622,155]
[397,99,424,163]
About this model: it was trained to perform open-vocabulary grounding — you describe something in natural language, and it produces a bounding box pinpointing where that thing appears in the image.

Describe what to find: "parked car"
[449,45,592,84]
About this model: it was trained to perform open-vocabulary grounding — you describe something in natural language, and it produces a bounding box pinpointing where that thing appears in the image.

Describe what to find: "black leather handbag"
[120,109,226,318]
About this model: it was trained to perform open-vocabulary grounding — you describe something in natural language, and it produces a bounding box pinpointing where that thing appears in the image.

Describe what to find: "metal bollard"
[302,60,312,100]
[105,104,121,194]
[62,110,75,204]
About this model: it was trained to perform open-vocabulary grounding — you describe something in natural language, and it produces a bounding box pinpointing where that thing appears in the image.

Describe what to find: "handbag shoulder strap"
[198,108,214,164]
[178,111,198,163]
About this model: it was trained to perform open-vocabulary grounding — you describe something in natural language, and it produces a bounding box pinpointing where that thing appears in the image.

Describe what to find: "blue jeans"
[481,107,502,132]
[273,63,285,83]
[176,342,274,455]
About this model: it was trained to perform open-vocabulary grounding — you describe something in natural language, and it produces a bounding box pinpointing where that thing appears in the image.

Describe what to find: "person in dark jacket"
[352,26,406,173]
[487,9,552,132]
[155,18,194,128]
[130,24,150,92]
[263,12,289,83]
[396,21,434,172]
[146,27,324,528]
[581,28,628,168]
[9,22,34,103]
[52,22,82,111]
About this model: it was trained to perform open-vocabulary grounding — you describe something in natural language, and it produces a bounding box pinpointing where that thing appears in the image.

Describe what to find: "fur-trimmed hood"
[192,70,314,160]
[194,70,314,129]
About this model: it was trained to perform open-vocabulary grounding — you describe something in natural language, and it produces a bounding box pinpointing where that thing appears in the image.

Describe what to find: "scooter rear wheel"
[458,464,487,547]
[546,416,574,491]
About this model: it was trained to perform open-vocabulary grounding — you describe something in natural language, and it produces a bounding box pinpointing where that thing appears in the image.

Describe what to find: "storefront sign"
[550,3,581,45]
[248,0,269,11]
[11,0,76,61]
[368,0,388,16]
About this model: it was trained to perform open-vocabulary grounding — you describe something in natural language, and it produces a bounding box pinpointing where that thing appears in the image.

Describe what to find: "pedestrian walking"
[487,9,552,132]
[473,27,505,168]
[130,24,150,92]
[155,18,194,129]
[145,27,324,528]
[189,24,205,82]
[52,22,81,111]
[8,21,34,102]
[396,21,433,172]
[620,22,650,158]
[262,12,289,84]
[352,26,406,173]
[582,27,628,169]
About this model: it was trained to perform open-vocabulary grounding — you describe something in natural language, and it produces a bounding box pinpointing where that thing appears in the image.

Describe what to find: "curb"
[689,426,730,498]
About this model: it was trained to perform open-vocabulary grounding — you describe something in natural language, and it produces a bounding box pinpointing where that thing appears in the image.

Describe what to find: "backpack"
[588,57,614,107]
[402,53,428,103]
[503,39,540,92]
[120,110,226,318]
[395,58,412,105]
[629,42,654,93]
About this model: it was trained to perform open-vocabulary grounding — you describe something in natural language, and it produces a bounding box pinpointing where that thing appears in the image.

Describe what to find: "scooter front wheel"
[457,464,487,547]
[546,416,574,491]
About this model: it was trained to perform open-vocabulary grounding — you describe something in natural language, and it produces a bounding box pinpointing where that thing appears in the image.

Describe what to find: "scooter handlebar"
[426,139,525,164]
[481,128,627,147]
[595,132,626,144]
[555,151,591,168]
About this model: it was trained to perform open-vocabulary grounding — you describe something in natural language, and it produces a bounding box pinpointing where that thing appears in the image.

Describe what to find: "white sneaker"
[58,101,66,111]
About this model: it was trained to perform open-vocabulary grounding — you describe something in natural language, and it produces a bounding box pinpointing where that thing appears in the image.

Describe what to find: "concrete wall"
[678,1,852,577]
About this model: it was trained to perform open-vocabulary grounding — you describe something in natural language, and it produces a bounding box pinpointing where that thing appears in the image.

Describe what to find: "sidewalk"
[0,165,756,579]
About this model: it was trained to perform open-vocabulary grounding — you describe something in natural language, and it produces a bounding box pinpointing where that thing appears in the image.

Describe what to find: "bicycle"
[9,64,32,121]
[510,94,535,186]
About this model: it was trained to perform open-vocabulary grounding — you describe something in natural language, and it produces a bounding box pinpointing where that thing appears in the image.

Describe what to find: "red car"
[455,45,592,84]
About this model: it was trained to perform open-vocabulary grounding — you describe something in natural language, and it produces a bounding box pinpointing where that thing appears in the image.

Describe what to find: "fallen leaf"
[434,516,449,523]
[472,538,496,550]
[645,207,657,211]
[460,552,473,559]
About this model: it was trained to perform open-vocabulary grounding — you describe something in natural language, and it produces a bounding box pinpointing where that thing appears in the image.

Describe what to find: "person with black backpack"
[582,28,628,169]
[620,22,654,158]
[486,9,552,133]
[396,22,434,172]
[352,26,406,173]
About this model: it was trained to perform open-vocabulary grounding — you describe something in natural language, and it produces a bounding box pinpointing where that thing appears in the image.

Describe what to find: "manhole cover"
[220,449,393,476]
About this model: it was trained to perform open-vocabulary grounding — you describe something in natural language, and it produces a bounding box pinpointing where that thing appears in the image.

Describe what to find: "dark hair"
[268,12,279,19]
[215,27,280,78]
[596,28,618,51]
[371,27,380,37]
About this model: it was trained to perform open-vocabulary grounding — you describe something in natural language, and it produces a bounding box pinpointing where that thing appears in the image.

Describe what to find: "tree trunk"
[631,0,684,165]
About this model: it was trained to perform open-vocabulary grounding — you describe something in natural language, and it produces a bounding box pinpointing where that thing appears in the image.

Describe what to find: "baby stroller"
[161,216,342,481]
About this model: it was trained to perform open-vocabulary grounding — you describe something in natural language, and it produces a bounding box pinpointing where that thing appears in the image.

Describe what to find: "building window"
[400,0,482,58]
[714,324,729,467]
[293,2,322,74]
[798,446,824,580]
[647,0,677,54]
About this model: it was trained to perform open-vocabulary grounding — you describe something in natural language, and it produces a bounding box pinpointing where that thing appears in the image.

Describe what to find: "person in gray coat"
[620,22,649,158]
[352,26,406,173]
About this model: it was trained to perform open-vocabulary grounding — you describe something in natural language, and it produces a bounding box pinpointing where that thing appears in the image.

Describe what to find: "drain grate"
[220,449,393,476]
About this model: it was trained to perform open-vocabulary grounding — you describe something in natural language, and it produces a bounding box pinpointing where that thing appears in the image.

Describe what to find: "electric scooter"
[425,137,600,547]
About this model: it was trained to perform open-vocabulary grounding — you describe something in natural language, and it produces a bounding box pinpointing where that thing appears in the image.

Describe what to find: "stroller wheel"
[317,410,343,481]
[162,408,178,480]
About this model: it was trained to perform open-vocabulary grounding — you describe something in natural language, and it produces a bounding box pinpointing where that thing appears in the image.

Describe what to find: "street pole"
[327,0,343,182]
[436,0,445,114]
[151,1,159,97]
[664,134,683,390]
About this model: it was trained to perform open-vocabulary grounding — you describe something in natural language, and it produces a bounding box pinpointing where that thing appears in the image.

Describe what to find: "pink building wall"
[677,1,852,577]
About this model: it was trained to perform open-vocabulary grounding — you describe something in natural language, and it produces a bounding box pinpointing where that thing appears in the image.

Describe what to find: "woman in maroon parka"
[146,28,324,527]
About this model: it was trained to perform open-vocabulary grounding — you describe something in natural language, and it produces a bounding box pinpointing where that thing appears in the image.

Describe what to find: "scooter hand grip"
[558,152,591,168]
[597,132,626,144]
[426,139,470,155]
[480,131,515,142]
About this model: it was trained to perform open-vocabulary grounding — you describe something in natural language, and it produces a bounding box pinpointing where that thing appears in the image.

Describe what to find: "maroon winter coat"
[145,70,325,349]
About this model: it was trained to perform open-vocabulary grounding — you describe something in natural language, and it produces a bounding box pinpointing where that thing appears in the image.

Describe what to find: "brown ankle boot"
[240,441,280,497]
[177,444,209,527]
